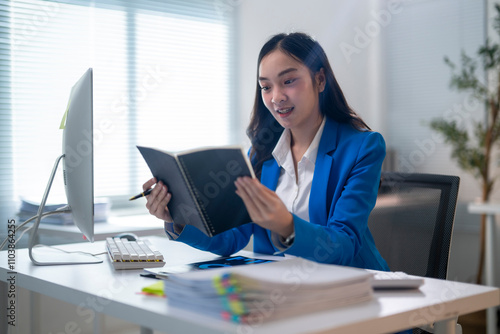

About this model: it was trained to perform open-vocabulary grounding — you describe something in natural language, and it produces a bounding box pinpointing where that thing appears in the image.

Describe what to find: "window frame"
[0,0,238,218]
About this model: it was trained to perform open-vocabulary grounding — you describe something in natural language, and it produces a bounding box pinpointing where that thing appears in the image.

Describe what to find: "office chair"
[367,172,460,334]
[368,172,460,280]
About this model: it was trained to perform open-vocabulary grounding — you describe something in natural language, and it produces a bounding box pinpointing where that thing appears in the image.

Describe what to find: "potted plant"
[429,4,500,284]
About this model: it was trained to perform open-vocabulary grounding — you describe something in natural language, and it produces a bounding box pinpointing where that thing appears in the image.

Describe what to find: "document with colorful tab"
[163,257,373,323]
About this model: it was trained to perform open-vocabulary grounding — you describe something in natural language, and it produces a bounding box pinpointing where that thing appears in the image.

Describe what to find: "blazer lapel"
[260,158,280,191]
[309,118,338,225]
[258,118,338,230]
[259,158,281,250]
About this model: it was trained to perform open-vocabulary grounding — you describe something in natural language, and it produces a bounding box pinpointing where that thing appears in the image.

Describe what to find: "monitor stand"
[28,154,102,266]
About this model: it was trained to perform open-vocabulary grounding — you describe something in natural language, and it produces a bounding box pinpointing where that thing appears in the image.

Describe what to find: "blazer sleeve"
[169,220,254,256]
[285,131,385,265]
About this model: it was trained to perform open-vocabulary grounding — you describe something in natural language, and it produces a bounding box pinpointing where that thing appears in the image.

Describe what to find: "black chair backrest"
[368,172,460,279]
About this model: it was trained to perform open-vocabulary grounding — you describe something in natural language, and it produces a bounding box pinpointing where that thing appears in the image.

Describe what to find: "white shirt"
[271,118,326,249]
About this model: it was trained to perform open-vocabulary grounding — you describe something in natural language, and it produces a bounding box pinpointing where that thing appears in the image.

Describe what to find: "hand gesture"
[142,178,173,222]
[234,176,293,238]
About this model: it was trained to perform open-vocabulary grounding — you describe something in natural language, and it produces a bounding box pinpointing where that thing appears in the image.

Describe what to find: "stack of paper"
[164,257,373,323]
[18,197,111,225]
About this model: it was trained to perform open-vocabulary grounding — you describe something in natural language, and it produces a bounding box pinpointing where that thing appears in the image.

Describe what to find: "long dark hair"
[247,32,370,178]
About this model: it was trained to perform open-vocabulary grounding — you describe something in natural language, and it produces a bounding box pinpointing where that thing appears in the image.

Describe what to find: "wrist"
[282,230,295,246]
[278,213,294,240]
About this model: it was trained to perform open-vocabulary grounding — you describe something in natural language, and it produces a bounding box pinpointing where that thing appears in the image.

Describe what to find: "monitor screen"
[62,68,94,242]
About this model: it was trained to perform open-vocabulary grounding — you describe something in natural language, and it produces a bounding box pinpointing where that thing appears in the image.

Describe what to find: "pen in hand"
[129,188,153,201]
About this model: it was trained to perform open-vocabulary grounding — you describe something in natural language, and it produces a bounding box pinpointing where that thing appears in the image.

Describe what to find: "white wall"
[235,0,385,145]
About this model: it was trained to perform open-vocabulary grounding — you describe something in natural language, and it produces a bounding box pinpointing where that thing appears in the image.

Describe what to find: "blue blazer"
[175,117,389,271]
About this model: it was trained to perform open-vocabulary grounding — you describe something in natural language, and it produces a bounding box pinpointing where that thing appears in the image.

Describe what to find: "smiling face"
[258,50,325,136]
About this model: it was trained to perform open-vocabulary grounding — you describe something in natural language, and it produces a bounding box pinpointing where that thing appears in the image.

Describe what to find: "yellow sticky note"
[60,98,71,129]
[141,281,165,297]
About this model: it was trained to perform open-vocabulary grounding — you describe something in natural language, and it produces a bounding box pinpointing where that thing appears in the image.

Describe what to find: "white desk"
[468,202,499,334]
[1,236,499,334]
[37,214,165,241]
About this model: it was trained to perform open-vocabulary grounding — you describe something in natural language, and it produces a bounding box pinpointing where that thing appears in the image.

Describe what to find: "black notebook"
[137,146,255,237]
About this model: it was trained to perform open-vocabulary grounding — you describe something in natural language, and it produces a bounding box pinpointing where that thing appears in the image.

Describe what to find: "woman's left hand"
[235,176,293,238]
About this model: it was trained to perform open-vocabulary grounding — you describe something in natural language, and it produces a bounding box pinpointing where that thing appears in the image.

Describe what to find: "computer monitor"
[62,68,94,242]
[28,68,102,265]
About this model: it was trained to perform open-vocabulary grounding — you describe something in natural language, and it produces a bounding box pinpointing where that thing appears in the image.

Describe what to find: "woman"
[144,32,389,271]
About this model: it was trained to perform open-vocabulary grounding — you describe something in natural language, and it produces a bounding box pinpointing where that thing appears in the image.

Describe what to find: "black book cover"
[137,146,254,237]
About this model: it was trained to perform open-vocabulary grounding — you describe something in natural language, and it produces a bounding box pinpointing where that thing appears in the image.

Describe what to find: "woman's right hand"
[143,178,173,222]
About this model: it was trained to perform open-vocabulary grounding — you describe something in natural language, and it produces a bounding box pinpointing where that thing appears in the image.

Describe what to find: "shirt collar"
[272,127,291,168]
[303,117,326,165]
[272,117,326,167]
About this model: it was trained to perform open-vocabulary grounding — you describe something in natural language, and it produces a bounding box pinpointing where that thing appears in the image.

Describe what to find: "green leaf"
[432,4,500,195]
[478,42,499,69]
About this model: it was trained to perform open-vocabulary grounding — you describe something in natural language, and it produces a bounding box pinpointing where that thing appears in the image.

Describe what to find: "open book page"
[177,147,254,236]
[137,146,207,232]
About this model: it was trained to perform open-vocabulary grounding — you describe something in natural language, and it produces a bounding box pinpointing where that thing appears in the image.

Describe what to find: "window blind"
[0,0,234,220]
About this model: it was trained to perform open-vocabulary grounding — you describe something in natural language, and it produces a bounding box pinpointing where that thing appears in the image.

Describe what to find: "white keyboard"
[368,270,424,289]
[106,237,166,270]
